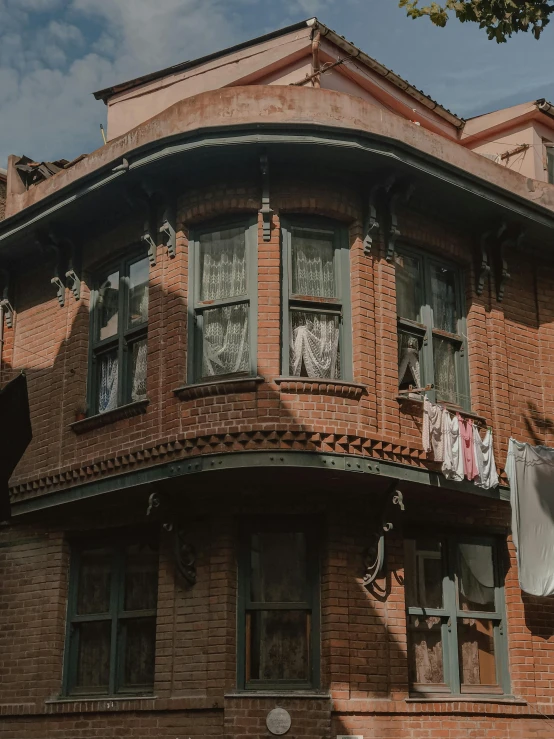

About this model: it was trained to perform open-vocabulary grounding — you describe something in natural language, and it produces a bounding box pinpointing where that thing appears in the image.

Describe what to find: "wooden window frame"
[547,146,554,185]
[63,532,158,697]
[187,217,258,384]
[405,534,510,698]
[395,244,470,410]
[237,517,321,692]
[87,249,149,415]
[280,217,352,381]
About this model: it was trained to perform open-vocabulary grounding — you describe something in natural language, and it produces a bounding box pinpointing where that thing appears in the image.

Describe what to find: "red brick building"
[1,18,554,739]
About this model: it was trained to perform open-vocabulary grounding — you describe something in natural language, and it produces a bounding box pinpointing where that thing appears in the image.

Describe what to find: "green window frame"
[187,218,258,383]
[88,250,149,415]
[405,535,510,697]
[395,245,470,409]
[281,217,352,380]
[63,532,159,697]
[237,518,321,691]
[547,147,554,184]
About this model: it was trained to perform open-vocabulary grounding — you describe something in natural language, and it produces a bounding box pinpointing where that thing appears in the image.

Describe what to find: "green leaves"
[399,0,554,42]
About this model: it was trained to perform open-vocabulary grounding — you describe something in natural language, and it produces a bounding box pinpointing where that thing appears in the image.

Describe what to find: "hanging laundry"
[442,413,464,481]
[506,438,554,597]
[422,397,446,462]
[473,426,499,490]
[458,414,478,481]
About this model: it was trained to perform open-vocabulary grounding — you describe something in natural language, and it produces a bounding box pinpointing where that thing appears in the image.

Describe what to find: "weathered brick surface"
[1,174,554,737]
[0,176,6,221]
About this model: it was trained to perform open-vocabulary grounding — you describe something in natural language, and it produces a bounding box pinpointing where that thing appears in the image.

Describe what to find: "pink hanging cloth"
[457,413,478,481]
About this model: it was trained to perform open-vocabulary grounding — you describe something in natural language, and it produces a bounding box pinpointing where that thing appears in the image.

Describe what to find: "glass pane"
[430,263,458,333]
[97,349,119,413]
[77,548,112,614]
[201,303,249,377]
[458,543,495,612]
[408,615,445,686]
[122,617,156,688]
[199,226,246,301]
[248,610,309,681]
[291,228,335,298]
[130,339,148,402]
[127,258,149,328]
[97,270,119,341]
[398,330,422,390]
[433,336,458,405]
[250,532,307,603]
[290,311,340,379]
[75,620,111,692]
[395,252,421,321]
[458,618,497,686]
[404,539,443,609]
[124,542,159,612]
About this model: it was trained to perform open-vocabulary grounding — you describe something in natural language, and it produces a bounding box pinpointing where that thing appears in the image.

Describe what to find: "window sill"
[174,375,265,400]
[405,695,523,705]
[396,395,486,424]
[225,691,330,699]
[70,399,149,435]
[46,694,156,705]
[275,377,367,400]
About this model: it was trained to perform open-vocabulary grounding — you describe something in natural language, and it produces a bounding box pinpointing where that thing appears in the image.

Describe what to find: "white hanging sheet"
[506,438,554,597]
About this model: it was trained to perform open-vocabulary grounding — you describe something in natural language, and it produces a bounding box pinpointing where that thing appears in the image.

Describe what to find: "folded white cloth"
[473,427,499,489]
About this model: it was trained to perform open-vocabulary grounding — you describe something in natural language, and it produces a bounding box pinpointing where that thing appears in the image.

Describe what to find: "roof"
[0,167,6,181]
[93,17,464,130]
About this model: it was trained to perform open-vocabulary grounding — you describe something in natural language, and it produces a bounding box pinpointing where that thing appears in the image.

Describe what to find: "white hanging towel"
[506,438,554,597]
[442,413,464,481]
[423,398,446,461]
[473,427,499,489]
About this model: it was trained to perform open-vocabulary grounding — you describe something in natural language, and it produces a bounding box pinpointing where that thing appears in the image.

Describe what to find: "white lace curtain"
[131,341,148,401]
[290,312,340,379]
[202,305,249,377]
[459,543,495,606]
[200,228,246,301]
[99,354,118,413]
[291,233,335,297]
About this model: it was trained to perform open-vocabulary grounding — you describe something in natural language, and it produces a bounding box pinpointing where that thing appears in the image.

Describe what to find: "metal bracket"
[159,205,176,259]
[146,492,196,585]
[259,153,273,242]
[385,180,415,262]
[362,480,405,586]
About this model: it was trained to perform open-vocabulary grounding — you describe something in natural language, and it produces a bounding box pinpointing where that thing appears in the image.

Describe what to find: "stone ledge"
[396,395,487,424]
[174,376,264,400]
[275,377,367,400]
[70,399,149,435]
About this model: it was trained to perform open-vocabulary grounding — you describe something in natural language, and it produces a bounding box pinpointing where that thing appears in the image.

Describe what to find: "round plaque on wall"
[266,707,292,736]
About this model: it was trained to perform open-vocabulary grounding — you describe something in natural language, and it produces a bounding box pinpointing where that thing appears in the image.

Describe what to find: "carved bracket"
[125,183,158,266]
[476,229,493,296]
[146,492,196,585]
[362,183,383,255]
[259,153,273,242]
[159,205,177,259]
[0,270,13,329]
[362,480,405,586]
[497,224,523,302]
[385,179,415,262]
[65,240,82,301]
[36,230,67,307]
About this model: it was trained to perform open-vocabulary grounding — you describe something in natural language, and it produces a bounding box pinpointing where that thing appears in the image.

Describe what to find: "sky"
[1,0,554,168]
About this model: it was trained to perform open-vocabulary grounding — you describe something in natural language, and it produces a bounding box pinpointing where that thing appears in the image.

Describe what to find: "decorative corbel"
[159,205,177,259]
[385,180,415,262]
[35,230,67,307]
[259,153,273,242]
[65,240,82,301]
[124,183,158,266]
[496,224,523,302]
[0,270,13,329]
[362,480,404,586]
[146,492,196,585]
[362,183,383,255]
[476,229,492,296]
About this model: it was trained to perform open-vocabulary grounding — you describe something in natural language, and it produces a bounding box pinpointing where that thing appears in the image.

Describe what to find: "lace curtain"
[131,341,148,401]
[290,312,340,379]
[291,231,335,297]
[200,228,246,301]
[202,304,249,377]
[99,353,118,413]
[431,265,457,333]
[459,543,495,607]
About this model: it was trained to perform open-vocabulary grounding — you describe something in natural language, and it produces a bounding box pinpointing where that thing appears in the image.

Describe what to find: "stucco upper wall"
[6,86,554,218]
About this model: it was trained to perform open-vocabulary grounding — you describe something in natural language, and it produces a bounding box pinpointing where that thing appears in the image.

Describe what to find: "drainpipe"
[312,25,321,88]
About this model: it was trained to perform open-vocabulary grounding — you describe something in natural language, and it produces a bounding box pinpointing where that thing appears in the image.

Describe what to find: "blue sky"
[1,0,553,167]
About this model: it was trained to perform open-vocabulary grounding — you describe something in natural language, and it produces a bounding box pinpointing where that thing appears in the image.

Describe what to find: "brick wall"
[0,176,6,220]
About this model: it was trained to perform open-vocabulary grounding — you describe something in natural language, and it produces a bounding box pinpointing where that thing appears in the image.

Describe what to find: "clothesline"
[399,383,490,430]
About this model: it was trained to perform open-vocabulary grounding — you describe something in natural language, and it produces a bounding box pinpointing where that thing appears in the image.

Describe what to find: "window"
[405,536,509,696]
[547,145,554,184]
[188,220,257,382]
[281,219,352,380]
[63,533,159,696]
[395,248,469,408]
[237,519,320,690]
[89,253,149,414]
